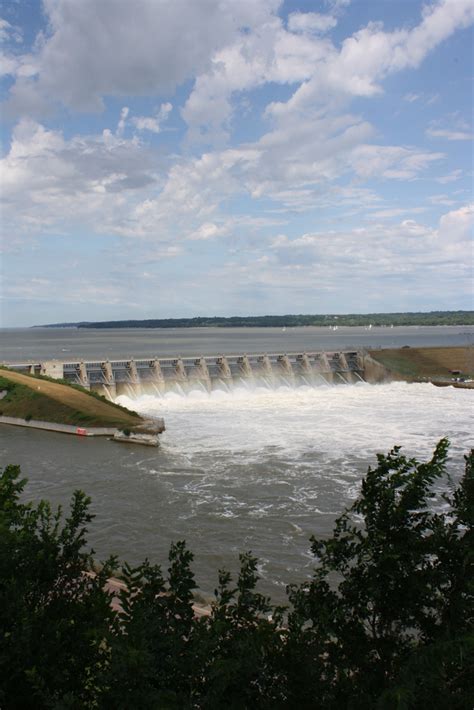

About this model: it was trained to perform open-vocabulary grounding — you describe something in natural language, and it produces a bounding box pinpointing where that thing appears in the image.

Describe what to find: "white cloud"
[403,91,439,105]
[348,144,444,181]
[438,203,473,245]
[288,12,337,34]
[191,204,471,314]
[267,204,473,291]
[182,17,328,144]
[428,194,457,206]
[188,222,228,241]
[0,52,19,78]
[1,107,445,245]
[0,17,22,44]
[435,169,463,184]
[116,106,129,136]
[369,207,427,219]
[426,127,472,140]
[404,92,421,103]
[267,0,474,120]
[132,103,173,134]
[123,112,440,236]
[325,0,351,9]
[0,117,161,234]
[1,0,472,324]
[0,38,452,268]
[4,0,281,113]
[0,16,28,79]
[182,205,473,310]
[3,276,130,307]
[0,18,12,42]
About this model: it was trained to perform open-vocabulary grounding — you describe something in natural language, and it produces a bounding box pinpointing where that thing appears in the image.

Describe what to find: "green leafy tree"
[103,542,197,708]
[103,550,285,709]
[0,465,115,709]
[193,553,286,708]
[285,439,474,709]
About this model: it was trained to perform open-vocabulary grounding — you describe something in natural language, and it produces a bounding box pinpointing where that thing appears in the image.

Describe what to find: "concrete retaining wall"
[113,430,159,447]
[362,353,395,384]
[0,416,117,436]
[0,416,164,446]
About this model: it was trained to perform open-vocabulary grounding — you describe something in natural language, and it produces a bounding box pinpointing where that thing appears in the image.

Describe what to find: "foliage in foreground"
[0,439,472,709]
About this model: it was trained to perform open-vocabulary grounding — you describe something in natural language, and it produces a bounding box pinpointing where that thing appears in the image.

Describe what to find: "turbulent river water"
[1,326,473,601]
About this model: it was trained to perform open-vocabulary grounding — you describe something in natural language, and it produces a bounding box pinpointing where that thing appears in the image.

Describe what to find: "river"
[1,326,473,602]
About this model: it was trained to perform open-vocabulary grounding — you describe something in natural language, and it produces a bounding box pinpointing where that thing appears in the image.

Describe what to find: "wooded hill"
[37,310,474,329]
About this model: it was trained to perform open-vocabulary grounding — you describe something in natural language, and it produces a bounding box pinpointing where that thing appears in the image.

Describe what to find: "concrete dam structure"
[7,351,370,398]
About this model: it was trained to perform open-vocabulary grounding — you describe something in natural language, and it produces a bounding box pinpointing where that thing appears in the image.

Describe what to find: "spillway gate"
[7,351,366,398]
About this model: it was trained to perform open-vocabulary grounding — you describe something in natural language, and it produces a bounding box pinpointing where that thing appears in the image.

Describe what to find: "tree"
[190,554,286,708]
[0,464,115,709]
[103,543,198,708]
[285,439,474,709]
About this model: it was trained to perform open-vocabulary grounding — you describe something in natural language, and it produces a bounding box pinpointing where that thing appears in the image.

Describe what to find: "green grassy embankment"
[0,369,143,428]
[369,346,474,384]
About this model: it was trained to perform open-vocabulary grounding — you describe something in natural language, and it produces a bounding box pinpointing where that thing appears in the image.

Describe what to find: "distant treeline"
[37,310,474,329]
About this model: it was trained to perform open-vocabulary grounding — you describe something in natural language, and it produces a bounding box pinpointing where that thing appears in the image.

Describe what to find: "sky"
[0,0,473,327]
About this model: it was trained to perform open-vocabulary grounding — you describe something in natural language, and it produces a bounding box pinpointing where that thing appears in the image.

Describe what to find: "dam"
[6,350,372,398]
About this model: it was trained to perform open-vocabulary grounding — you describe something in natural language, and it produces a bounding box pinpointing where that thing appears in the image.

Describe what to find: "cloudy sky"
[0,0,473,326]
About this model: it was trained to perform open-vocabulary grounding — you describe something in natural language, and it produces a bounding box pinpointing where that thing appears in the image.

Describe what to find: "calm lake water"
[1,326,473,602]
[1,324,473,362]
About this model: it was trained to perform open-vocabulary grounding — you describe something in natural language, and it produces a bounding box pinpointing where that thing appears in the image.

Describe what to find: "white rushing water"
[113,380,473,597]
[3,380,471,600]
[117,380,473,467]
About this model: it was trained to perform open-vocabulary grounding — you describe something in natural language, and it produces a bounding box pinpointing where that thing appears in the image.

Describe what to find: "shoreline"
[0,415,164,446]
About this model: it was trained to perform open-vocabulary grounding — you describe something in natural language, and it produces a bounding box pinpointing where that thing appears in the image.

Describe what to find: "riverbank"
[0,368,143,428]
[0,369,165,444]
[0,415,117,436]
[369,346,474,388]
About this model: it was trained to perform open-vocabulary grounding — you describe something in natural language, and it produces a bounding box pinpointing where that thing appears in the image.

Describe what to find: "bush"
[285,439,474,708]
[0,440,472,708]
[0,466,116,708]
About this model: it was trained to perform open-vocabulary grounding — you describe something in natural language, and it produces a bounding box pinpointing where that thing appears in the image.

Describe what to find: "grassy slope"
[0,370,143,428]
[370,346,474,381]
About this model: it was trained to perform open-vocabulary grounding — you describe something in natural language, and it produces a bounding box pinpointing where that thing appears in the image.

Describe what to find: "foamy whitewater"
[113,381,473,597]
[117,380,472,465]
